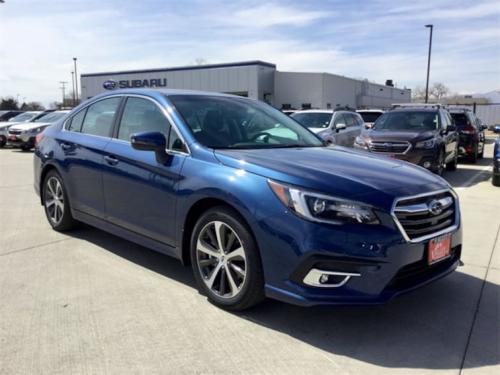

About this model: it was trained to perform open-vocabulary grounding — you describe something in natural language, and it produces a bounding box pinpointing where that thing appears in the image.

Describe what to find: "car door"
[346,113,363,147]
[332,113,348,146]
[440,110,457,162]
[57,96,122,218]
[102,95,188,246]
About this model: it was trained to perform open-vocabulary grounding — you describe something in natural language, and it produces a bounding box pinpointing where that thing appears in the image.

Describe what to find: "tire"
[478,143,484,159]
[42,170,77,231]
[190,206,265,311]
[0,136,5,148]
[469,144,478,163]
[493,175,500,187]
[434,150,445,176]
[446,148,458,171]
[21,144,32,152]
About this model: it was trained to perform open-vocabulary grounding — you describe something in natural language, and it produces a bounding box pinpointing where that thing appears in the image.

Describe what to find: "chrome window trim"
[391,189,460,243]
[369,141,412,155]
[62,94,124,141]
[62,94,190,156]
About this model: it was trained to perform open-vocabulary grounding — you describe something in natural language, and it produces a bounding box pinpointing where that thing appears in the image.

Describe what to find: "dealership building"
[81,60,411,109]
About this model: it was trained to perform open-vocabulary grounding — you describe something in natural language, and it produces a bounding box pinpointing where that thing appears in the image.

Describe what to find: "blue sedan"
[34,89,462,310]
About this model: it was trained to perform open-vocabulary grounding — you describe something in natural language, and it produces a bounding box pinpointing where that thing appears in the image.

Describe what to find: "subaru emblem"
[103,80,117,90]
[428,200,443,216]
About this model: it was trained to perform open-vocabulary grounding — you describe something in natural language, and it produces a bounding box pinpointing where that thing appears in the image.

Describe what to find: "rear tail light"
[35,130,45,147]
[460,126,475,135]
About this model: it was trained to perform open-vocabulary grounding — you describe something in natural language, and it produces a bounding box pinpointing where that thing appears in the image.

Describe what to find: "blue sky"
[0,0,499,105]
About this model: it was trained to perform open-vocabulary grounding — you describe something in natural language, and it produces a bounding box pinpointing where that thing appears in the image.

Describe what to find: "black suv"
[354,104,458,175]
[448,108,486,163]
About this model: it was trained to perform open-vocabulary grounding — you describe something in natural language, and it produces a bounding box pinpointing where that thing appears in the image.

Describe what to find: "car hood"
[214,146,448,209]
[9,122,50,131]
[0,121,24,129]
[308,127,327,134]
[363,129,437,143]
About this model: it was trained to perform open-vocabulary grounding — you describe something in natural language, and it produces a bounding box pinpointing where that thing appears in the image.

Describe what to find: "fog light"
[319,274,329,284]
[312,198,326,214]
[303,269,361,288]
[423,161,431,168]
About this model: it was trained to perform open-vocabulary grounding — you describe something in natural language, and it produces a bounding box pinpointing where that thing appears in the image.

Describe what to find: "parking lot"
[0,137,498,375]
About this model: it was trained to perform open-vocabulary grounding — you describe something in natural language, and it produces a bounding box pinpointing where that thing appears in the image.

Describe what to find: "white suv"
[291,109,364,147]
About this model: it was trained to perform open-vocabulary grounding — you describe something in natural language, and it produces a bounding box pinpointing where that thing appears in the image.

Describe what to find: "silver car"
[291,109,364,147]
[0,111,43,147]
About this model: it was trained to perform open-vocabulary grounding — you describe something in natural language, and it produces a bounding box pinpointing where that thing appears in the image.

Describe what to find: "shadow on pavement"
[444,156,493,188]
[69,225,499,371]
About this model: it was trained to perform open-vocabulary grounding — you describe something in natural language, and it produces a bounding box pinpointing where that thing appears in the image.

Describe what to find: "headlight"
[415,138,436,149]
[268,180,380,225]
[30,127,42,133]
[354,136,368,149]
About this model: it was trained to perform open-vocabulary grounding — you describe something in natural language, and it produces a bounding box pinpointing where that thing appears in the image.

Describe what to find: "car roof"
[390,107,439,113]
[356,109,384,112]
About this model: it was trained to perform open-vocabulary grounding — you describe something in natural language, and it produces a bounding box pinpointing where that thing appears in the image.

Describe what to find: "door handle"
[104,155,119,166]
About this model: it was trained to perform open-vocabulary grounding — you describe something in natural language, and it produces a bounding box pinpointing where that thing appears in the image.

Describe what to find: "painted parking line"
[454,164,492,190]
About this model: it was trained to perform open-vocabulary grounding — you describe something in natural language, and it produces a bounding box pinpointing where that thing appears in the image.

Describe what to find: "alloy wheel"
[45,176,65,226]
[196,221,247,299]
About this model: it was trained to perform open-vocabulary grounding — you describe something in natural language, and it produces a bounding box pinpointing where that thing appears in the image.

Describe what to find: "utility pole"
[71,71,76,106]
[59,81,68,107]
[424,24,433,103]
[73,57,79,103]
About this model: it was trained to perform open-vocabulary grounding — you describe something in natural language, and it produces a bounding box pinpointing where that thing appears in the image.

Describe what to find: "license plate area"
[8,135,17,141]
[428,234,452,265]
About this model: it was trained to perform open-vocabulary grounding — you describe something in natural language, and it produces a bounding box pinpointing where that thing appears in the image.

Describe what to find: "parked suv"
[0,110,24,122]
[493,138,500,186]
[448,108,486,162]
[34,89,462,310]
[354,105,459,175]
[291,109,364,147]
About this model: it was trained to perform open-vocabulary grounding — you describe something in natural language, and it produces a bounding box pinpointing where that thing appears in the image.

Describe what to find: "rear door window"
[81,97,121,137]
[67,109,87,132]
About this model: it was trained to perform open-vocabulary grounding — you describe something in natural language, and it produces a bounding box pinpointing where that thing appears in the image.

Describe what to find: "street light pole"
[73,57,79,103]
[71,71,76,106]
[59,81,68,107]
[424,24,433,103]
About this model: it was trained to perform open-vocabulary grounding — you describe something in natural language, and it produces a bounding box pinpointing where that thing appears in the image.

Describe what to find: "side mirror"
[131,131,170,164]
[481,124,488,131]
[335,123,346,132]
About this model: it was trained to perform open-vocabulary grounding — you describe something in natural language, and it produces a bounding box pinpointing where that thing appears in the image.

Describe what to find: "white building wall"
[274,72,324,109]
[81,65,263,100]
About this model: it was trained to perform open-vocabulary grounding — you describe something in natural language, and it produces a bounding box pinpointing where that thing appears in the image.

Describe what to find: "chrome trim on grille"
[369,141,411,155]
[391,189,459,243]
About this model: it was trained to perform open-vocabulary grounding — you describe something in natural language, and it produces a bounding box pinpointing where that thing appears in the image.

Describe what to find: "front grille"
[393,191,457,241]
[9,130,21,135]
[369,141,410,154]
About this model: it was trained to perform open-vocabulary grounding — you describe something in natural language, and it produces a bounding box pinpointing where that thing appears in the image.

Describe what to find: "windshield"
[373,111,439,131]
[8,112,37,122]
[33,112,67,123]
[291,112,332,129]
[358,111,383,123]
[169,95,324,149]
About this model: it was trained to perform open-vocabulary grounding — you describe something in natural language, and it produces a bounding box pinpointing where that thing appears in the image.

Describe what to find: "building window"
[326,103,331,109]
[302,103,312,110]
[281,103,292,110]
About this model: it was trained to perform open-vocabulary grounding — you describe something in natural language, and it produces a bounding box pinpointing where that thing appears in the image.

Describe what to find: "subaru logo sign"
[103,80,118,90]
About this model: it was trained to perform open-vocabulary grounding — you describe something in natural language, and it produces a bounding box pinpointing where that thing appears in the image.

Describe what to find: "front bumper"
[255,191,462,306]
[7,133,35,148]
